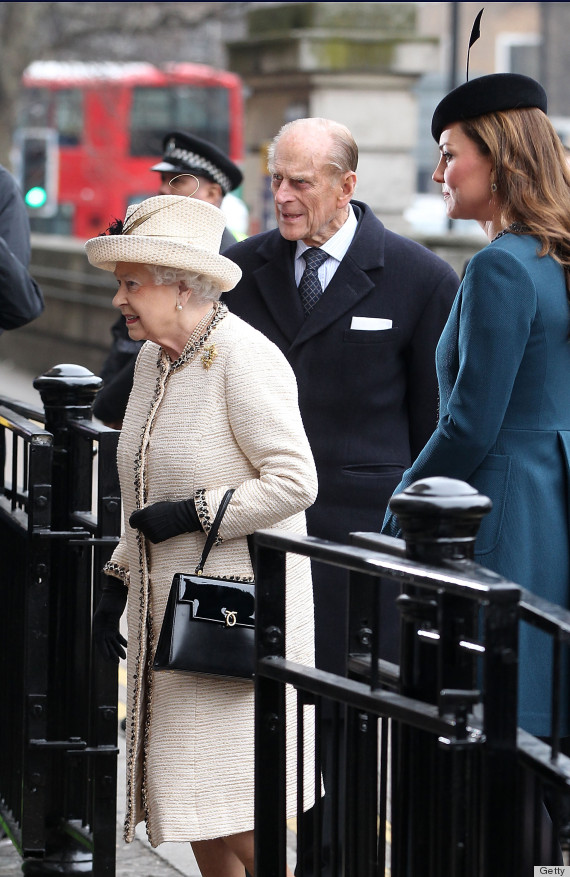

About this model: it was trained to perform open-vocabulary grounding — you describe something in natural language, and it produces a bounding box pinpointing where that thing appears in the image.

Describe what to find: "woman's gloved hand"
[129,499,200,544]
[93,579,128,663]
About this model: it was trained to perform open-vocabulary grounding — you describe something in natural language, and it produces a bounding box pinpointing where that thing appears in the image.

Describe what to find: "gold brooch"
[201,344,217,369]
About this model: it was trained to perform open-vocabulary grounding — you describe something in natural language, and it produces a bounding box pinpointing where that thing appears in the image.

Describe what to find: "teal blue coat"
[383,233,570,736]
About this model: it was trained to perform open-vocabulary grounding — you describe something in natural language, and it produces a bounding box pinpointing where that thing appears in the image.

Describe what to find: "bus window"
[18,87,83,146]
[55,89,83,146]
[18,87,50,128]
[130,85,230,157]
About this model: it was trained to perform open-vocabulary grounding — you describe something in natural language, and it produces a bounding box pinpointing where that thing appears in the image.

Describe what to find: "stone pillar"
[227,1,441,234]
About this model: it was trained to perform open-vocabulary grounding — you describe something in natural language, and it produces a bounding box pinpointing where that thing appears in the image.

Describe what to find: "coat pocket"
[342,327,401,345]
[558,431,570,477]
[470,453,511,556]
[558,431,570,523]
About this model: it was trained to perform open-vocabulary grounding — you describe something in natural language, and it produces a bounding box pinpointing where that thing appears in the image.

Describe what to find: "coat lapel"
[291,202,386,349]
[249,202,386,350]
[252,234,304,343]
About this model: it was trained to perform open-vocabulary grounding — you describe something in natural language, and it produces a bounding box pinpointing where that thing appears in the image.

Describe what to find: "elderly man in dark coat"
[224,117,459,671]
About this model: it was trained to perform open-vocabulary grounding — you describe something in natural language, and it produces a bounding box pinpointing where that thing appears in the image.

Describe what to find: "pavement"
[0,357,297,876]
[0,358,43,407]
[0,701,297,876]
[0,651,196,875]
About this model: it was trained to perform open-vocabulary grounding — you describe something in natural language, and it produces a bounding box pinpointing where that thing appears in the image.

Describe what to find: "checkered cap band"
[164,141,232,194]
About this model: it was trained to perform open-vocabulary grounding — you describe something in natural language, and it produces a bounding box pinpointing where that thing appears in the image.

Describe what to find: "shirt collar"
[295,204,357,264]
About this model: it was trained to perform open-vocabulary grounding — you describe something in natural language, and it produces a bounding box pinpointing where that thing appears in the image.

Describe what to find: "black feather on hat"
[431,8,547,143]
[151,131,243,195]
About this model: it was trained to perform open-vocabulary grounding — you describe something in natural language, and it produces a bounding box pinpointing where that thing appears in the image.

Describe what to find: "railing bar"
[25,284,115,308]
[551,635,561,757]
[28,262,115,289]
[10,434,17,513]
[533,779,543,864]
[330,699,341,876]
[520,598,570,638]
[371,578,380,691]
[296,694,305,877]
[516,730,570,785]
[0,405,51,440]
[377,718,389,871]
[313,697,322,877]
[68,418,118,440]
[23,440,29,498]
[257,657,462,736]
[254,529,522,601]
[0,397,44,423]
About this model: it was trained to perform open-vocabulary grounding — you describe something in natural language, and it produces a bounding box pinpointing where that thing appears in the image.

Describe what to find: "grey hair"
[267,117,358,176]
[148,264,221,304]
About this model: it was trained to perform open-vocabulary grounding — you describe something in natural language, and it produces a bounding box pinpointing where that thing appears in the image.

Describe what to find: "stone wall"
[0,231,485,382]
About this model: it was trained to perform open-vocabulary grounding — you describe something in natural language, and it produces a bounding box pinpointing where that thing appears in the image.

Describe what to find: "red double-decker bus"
[14,61,244,240]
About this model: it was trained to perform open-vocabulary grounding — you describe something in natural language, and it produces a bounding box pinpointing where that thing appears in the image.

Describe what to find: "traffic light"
[14,128,58,218]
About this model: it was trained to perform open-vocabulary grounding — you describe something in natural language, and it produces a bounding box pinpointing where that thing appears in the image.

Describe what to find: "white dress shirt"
[294,205,358,290]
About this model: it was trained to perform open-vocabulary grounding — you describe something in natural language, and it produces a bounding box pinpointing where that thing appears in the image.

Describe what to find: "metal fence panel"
[253,476,570,877]
[0,366,120,876]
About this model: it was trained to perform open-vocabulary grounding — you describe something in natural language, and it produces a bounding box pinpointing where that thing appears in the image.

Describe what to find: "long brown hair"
[462,108,570,293]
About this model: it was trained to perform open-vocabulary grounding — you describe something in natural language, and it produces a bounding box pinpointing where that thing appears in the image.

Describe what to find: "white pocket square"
[350,317,392,330]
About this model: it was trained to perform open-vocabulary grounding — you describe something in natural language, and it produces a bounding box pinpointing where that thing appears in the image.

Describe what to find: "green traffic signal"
[24,186,48,209]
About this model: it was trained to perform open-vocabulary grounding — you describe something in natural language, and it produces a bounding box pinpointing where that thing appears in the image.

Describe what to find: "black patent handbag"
[153,489,256,679]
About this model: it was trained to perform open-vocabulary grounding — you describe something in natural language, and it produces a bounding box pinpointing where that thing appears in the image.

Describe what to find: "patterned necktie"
[298,248,328,316]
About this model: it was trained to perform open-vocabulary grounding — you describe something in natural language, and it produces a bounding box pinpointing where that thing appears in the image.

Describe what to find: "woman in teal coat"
[383,72,570,738]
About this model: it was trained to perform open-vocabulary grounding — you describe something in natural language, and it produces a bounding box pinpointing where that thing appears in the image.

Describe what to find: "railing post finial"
[389,475,492,564]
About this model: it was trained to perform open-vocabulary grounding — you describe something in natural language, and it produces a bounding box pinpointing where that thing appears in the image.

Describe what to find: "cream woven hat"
[85,195,242,292]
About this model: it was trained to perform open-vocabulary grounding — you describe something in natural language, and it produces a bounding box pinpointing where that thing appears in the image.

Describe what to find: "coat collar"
[251,201,386,347]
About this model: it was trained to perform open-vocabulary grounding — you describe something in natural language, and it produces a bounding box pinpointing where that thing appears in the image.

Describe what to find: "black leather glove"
[129,499,201,544]
[93,579,128,663]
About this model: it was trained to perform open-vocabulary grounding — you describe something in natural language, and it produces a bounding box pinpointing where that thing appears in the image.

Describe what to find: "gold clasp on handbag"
[224,610,237,627]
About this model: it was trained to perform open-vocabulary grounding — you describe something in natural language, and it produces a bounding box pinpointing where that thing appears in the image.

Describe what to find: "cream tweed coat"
[104,306,318,846]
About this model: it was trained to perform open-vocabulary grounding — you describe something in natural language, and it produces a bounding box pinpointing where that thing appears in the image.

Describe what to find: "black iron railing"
[0,365,120,876]
[253,479,570,876]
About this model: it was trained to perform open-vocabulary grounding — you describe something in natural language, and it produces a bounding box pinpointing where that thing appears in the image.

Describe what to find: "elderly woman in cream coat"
[85,194,318,877]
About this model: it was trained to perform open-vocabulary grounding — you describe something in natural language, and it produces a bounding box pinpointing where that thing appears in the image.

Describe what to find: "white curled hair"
[148,264,221,304]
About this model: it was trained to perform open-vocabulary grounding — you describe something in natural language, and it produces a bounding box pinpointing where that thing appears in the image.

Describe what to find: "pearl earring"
[176,303,183,311]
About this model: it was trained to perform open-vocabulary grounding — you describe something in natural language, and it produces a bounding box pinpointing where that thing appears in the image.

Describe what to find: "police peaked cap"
[431,73,548,142]
[151,131,243,195]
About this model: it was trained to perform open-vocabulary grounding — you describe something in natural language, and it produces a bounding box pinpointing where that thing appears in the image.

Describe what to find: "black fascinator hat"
[432,74,547,142]
[431,9,547,142]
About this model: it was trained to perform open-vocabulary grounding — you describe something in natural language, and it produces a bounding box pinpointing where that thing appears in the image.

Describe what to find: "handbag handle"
[195,488,235,575]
